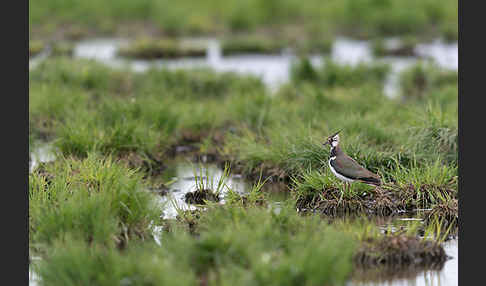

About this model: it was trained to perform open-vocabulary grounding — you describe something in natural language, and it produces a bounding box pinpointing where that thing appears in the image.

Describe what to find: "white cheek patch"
[331,141,338,147]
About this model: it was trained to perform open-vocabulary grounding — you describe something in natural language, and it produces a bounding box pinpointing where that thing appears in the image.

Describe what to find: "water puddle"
[331,37,373,65]
[415,40,458,70]
[29,46,51,70]
[155,160,251,220]
[31,36,457,98]
[29,256,41,286]
[29,142,57,172]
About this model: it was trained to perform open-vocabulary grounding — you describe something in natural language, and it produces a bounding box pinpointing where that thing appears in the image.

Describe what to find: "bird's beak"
[323,141,329,147]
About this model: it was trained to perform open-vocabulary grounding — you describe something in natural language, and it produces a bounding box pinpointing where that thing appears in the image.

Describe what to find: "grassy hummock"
[29,154,161,250]
[118,38,206,59]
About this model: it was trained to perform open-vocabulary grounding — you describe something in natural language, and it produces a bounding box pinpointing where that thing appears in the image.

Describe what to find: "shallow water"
[29,143,56,172]
[29,46,51,70]
[31,36,457,98]
[155,161,251,220]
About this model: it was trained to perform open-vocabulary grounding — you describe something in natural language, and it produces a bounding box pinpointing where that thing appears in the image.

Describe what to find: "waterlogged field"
[29,1,458,285]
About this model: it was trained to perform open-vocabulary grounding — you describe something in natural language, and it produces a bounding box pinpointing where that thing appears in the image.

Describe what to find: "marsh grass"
[399,62,458,99]
[172,203,357,286]
[293,155,457,216]
[29,40,44,57]
[371,36,418,57]
[29,56,457,269]
[225,169,269,206]
[29,153,160,250]
[51,41,75,57]
[290,58,390,88]
[30,58,457,217]
[118,38,206,59]
[36,203,450,285]
[37,203,360,286]
[35,237,198,286]
[221,35,284,56]
[30,0,457,41]
[184,162,233,205]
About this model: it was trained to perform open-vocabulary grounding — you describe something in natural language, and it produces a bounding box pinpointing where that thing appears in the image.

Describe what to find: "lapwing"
[323,130,381,191]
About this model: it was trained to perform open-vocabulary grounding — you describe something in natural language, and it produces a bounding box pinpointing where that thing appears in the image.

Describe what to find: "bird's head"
[323,130,341,148]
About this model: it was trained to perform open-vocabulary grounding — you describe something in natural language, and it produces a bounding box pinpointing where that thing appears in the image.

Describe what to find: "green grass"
[29,0,458,41]
[33,202,452,285]
[29,40,45,57]
[30,58,457,190]
[29,56,457,284]
[290,58,390,88]
[221,36,285,56]
[118,38,206,59]
[399,62,458,99]
[35,237,198,286]
[29,153,160,249]
[371,36,418,57]
[36,203,357,286]
[29,58,267,159]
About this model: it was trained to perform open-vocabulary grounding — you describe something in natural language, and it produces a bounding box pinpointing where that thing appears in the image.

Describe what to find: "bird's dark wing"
[331,154,381,185]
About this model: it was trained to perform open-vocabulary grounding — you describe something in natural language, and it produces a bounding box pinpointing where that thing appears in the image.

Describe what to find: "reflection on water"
[29,36,457,98]
[349,239,457,286]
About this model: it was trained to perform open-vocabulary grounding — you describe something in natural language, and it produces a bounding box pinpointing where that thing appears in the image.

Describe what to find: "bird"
[322,130,381,192]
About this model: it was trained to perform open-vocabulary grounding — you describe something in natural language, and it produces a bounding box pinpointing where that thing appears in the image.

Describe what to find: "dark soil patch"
[296,186,398,216]
[185,189,220,205]
[354,234,448,267]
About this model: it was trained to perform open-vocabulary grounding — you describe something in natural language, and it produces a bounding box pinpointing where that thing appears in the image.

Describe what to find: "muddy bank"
[354,235,448,267]
[296,182,457,219]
